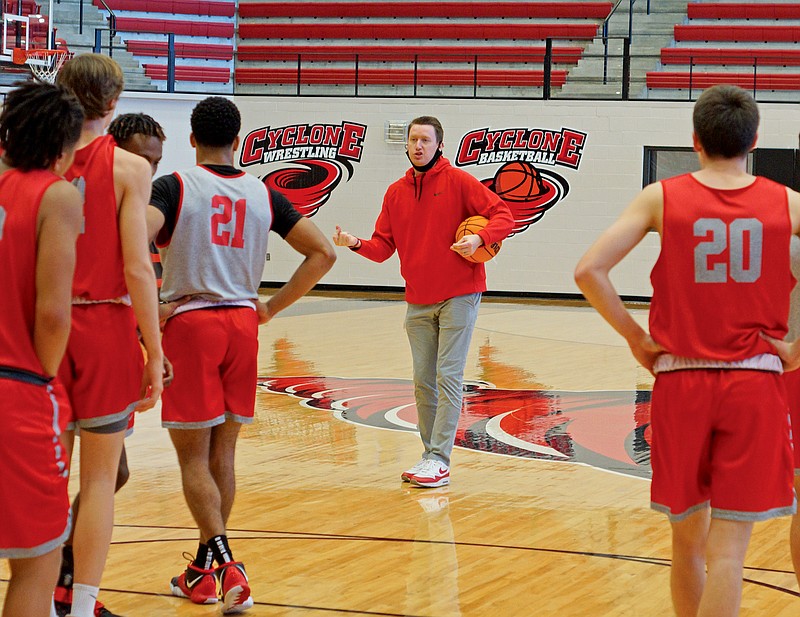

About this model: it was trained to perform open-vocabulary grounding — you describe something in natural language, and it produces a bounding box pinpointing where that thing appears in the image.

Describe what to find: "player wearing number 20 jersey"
[650,173,794,363]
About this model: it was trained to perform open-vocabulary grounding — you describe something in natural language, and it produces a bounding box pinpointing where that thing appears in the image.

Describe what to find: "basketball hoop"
[22,48,72,83]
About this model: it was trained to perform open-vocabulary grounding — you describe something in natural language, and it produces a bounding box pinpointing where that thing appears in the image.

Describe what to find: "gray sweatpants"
[404,293,481,466]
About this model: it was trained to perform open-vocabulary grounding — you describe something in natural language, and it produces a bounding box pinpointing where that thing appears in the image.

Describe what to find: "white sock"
[50,598,57,617]
[70,583,99,617]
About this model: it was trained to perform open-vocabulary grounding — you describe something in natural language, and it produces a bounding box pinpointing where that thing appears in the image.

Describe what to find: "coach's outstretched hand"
[333,225,360,249]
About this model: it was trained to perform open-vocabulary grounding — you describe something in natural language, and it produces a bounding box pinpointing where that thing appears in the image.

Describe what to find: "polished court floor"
[2,292,799,615]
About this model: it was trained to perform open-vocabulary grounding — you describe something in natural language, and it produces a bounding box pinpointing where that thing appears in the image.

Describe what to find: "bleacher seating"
[648,2,800,95]
[114,17,233,38]
[126,40,233,61]
[236,67,568,87]
[92,0,234,92]
[239,2,612,19]
[143,64,231,83]
[238,23,599,41]
[237,45,585,65]
[95,1,234,17]
[236,1,612,94]
[647,72,800,90]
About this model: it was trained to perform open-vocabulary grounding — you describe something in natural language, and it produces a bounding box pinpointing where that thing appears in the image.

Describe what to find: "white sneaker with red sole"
[409,459,450,488]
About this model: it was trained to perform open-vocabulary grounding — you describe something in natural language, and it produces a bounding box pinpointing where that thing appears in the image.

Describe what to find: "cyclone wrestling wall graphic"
[456,126,586,236]
[257,376,652,479]
[239,121,367,217]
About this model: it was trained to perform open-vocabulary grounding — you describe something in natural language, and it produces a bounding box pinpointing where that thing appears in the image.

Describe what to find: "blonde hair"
[56,53,124,120]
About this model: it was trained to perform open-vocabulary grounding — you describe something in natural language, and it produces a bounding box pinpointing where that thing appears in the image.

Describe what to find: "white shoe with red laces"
[409,459,450,488]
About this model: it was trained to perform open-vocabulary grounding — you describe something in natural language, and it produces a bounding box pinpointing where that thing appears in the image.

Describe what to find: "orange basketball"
[454,215,502,263]
[493,160,546,201]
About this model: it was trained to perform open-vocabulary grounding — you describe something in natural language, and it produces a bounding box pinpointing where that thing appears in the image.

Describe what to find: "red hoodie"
[355,157,513,304]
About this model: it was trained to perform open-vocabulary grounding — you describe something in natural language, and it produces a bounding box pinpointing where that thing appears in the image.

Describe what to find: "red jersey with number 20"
[0,169,62,375]
[65,134,127,301]
[650,174,793,361]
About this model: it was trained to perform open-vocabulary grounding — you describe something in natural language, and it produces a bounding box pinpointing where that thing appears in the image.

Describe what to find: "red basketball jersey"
[0,169,62,375]
[65,134,128,301]
[650,174,793,361]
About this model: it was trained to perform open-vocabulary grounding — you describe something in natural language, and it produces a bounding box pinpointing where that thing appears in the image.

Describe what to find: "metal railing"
[45,33,800,103]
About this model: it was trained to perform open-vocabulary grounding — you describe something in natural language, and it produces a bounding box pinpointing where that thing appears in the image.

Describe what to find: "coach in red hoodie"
[334,115,513,488]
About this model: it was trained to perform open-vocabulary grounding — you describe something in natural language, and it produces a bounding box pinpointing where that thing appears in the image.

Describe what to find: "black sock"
[208,534,233,566]
[58,544,74,588]
[185,543,213,584]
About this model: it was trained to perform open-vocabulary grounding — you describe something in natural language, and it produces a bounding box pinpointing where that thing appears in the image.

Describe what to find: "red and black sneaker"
[216,561,254,614]
[169,563,218,605]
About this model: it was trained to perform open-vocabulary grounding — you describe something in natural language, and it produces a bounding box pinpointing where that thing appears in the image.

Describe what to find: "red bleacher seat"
[4,0,39,14]
[687,3,800,20]
[646,71,800,90]
[239,22,598,40]
[93,0,234,17]
[144,64,231,82]
[661,47,800,67]
[236,44,584,64]
[239,2,612,19]
[674,25,800,43]
[127,40,233,61]
[114,16,233,37]
[235,66,568,87]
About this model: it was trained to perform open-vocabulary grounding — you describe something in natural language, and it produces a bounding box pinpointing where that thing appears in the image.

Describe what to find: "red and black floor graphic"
[258,376,652,479]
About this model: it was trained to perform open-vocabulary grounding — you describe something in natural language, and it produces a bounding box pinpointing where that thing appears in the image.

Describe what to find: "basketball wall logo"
[456,127,586,235]
[239,122,367,217]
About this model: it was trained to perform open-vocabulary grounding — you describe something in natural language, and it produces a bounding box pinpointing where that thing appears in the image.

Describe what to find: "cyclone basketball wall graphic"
[456,126,586,236]
[239,121,367,218]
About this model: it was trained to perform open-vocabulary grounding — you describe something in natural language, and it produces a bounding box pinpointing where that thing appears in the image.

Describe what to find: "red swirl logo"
[262,159,343,217]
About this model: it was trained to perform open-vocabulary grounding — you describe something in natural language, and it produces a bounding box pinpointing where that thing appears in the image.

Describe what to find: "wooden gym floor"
[2,291,799,616]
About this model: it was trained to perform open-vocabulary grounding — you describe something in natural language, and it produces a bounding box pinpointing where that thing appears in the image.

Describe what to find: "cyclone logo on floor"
[482,161,570,236]
[257,376,653,479]
[262,159,352,217]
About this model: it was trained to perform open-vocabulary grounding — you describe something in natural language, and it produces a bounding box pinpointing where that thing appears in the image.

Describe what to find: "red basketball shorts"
[783,368,800,473]
[650,369,795,522]
[58,303,143,430]
[161,307,258,429]
[0,379,70,558]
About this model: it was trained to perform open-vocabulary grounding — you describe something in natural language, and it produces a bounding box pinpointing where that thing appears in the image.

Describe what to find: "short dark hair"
[108,113,165,145]
[693,85,759,158]
[0,81,84,171]
[56,53,124,120]
[190,97,240,148]
[409,116,444,144]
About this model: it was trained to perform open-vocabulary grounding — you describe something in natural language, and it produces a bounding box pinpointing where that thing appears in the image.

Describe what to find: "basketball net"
[25,49,72,84]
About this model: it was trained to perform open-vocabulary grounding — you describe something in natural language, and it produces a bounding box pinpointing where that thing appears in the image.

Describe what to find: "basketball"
[454,215,502,263]
[493,161,546,201]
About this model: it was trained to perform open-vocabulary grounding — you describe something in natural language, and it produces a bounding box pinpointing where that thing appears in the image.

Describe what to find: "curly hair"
[56,53,124,120]
[0,81,84,171]
[108,113,166,145]
[190,96,240,148]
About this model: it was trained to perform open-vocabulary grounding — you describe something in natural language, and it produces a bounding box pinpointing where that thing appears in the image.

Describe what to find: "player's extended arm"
[34,181,83,376]
[259,217,336,323]
[574,183,665,373]
[116,149,164,409]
